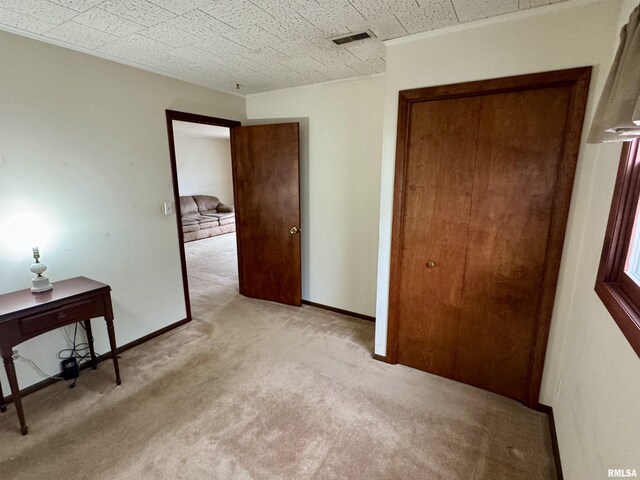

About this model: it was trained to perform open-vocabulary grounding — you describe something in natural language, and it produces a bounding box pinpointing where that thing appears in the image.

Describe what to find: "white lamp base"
[31,275,53,293]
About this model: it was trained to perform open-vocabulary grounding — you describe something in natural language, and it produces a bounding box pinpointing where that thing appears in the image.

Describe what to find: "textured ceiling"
[0,0,567,95]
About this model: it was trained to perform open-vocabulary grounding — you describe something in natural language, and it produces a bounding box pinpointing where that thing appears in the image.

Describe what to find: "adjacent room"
[171,119,239,299]
[0,1,638,479]
[173,121,236,243]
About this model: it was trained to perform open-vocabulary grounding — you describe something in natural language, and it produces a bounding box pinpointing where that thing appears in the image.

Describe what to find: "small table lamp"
[30,247,52,293]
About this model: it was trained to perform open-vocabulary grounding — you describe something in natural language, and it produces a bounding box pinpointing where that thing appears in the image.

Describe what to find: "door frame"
[165,109,241,322]
[386,68,592,407]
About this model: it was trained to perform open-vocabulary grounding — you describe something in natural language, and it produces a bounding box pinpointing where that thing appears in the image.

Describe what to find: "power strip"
[60,358,79,380]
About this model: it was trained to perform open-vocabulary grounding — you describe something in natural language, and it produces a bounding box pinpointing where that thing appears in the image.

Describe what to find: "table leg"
[0,378,6,412]
[104,294,121,385]
[84,319,98,370]
[3,355,28,435]
[105,319,121,385]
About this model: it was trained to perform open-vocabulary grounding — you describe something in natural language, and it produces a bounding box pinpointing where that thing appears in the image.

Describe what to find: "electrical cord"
[14,323,103,388]
[59,323,82,388]
[57,322,103,388]
[59,323,104,361]
[13,354,65,381]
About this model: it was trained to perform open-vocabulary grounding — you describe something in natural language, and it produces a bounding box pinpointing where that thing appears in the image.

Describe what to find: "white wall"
[373,0,640,478]
[541,1,640,477]
[174,135,234,205]
[246,76,385,316]
[0,31,245,392]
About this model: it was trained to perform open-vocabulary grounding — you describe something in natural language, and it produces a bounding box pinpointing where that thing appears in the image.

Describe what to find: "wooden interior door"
[453,87,572,401]
[388,69,591,406]
[231,123,301,306]
[396,96,481,377]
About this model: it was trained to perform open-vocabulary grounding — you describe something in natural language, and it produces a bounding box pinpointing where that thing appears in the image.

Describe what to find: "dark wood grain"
[387,67,592,407]
[3,356,26,434]
[165,110,241,324]
[385,92,410,365]
[0,276,108,320]
[399,68,590,104]
[230,123,302,306]
[454,86,571,403]
[0,277,121,434]
[395,96,481,377]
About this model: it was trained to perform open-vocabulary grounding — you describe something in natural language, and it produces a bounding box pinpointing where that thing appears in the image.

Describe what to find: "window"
[596,139,640,357]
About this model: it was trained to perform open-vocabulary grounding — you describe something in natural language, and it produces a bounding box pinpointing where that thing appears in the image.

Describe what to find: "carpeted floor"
[0,233,556,479]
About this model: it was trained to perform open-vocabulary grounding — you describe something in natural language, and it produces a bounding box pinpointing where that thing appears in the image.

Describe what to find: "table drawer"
[19,299,95,335]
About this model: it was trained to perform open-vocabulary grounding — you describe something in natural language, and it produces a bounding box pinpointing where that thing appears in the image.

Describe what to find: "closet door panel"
[453,86,572,401]
[396,97,481,376]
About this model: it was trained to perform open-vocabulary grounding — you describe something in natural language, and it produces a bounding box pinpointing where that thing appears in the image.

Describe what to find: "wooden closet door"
[396,97,481,377]
[453,87,572,402]
[388,69,591,407]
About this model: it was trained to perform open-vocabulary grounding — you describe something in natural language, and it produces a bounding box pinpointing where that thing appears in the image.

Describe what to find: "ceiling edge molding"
[384,0,611,47]
[246,72,386,99]
[0,26,245,98]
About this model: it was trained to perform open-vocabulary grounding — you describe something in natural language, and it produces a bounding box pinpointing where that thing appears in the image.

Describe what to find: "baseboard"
[372,353,387,362]
[537,403,564,480]
[302,300,375,322]
[116,317,191,354]
[2,317,191,405]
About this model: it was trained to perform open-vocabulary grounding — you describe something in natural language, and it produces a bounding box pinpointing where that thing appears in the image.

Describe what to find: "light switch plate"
[163,201,174,215]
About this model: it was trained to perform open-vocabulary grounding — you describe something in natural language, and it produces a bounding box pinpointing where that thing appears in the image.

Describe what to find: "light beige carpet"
[0,233,556,479]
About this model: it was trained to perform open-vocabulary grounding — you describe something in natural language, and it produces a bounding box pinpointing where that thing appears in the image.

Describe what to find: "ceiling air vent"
[331,30,374,45]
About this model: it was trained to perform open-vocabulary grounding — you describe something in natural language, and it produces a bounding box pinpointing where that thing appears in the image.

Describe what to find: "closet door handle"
[426,261,436,268]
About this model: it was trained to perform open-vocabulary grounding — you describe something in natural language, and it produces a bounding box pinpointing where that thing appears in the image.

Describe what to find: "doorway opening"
[167,111,303,320]
[165,110,241,321]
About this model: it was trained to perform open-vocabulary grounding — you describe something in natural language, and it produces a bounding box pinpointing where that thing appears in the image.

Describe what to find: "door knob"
[426,261,436,268]
[290,226,300,235]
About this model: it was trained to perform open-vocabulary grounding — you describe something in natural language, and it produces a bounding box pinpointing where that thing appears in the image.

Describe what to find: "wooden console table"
[0,276,121,434]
